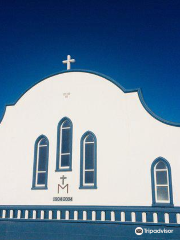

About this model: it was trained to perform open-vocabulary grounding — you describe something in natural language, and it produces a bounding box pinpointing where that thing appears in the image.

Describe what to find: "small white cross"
[62,55,75,70]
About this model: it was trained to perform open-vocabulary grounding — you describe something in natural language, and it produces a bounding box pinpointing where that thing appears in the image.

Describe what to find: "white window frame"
[59,121,71,169]
[35,140,48,187]
[154,162,170,203]
[83,135,95,187]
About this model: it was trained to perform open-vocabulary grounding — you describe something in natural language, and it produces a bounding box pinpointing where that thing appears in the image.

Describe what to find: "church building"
[0,56,180,239]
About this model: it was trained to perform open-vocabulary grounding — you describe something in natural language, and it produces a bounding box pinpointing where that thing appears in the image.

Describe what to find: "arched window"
[32,135,49,189]
[151,157,173,206]
[80,131,97,189]
[56,117,73,171]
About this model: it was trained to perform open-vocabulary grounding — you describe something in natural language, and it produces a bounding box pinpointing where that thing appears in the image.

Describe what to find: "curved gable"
[0,70,179,127]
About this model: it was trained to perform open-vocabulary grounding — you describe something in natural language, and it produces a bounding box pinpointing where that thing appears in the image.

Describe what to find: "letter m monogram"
[58,184,69,194]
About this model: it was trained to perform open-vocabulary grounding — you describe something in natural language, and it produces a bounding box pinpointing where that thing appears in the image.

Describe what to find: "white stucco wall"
[0,71,180,206]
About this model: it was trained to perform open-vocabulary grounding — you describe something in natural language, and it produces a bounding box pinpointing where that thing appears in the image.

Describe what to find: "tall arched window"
[80,131,97,189]
[151,157,173,206]
[32,135,49,189]
[56,117,73,171]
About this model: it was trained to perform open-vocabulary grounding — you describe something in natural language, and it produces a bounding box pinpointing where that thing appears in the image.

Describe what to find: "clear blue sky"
[0,0,180,123]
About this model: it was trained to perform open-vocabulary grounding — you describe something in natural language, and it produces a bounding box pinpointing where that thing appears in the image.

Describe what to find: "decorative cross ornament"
[62,55,75,70]
[60,175,67,185]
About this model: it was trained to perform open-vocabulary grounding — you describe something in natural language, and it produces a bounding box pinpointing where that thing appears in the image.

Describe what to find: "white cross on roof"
[62,55,75,70]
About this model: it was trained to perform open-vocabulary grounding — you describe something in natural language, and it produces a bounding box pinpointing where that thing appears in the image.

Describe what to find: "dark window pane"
[157,186,169,201]
[85,143,94,169]
[85,171,94,184]
[62,120,71,128]
[156,171,168,185]
[39,138,48,146]
[156,161,167,170]
[61,128,71,153]
[61,154,70,167]
[37,173,46,185]
[85,134,94,143]
[38,146,48,171]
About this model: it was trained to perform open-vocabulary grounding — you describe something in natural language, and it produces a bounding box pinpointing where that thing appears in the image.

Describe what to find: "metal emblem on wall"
[58,175,69,194]
[53,175,73,202]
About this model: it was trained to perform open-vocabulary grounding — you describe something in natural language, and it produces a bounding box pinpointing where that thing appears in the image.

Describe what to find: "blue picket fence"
[0,206,179,225]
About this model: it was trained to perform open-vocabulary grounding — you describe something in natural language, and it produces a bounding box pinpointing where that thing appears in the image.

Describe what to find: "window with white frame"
[154,161,170,203]
[56,118,72,171]
[32,136,49,189]
[82,133,96,187]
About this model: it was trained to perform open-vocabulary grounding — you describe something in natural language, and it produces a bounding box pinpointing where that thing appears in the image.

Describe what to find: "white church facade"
[0,64,180,239]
